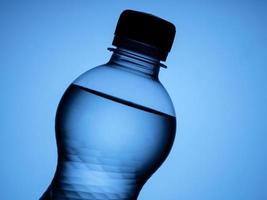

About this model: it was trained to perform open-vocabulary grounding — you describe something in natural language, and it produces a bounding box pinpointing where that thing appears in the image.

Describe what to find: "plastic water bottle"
[40,9,176,200]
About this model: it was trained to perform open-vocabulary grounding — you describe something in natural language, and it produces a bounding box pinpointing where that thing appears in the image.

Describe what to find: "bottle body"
[40,48,176,200]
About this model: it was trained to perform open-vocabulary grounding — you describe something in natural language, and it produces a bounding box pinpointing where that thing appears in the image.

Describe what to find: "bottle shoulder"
[73,64,175,117]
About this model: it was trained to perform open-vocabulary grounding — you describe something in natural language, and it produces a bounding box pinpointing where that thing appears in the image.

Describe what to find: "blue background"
[1,1,267,199]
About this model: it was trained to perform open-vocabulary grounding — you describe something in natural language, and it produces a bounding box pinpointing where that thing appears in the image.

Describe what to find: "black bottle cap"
[112,10,176,61]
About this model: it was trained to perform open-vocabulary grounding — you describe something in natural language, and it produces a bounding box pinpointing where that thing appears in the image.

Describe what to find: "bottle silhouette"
[40,9,176,200]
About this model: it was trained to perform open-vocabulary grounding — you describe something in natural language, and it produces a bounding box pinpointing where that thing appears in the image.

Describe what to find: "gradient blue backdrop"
[1,1,267,199]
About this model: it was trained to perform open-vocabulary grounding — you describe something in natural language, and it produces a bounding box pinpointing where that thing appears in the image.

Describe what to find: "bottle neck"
[108,47,162,79]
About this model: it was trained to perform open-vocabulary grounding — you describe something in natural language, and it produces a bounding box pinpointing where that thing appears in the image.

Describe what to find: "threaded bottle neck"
[108,47,164,79]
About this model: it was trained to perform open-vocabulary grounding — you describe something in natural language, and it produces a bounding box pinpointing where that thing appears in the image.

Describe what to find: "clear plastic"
[40,47,176,200]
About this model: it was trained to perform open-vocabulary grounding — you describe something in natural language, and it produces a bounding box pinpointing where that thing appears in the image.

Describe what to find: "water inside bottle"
[41,84,176,200]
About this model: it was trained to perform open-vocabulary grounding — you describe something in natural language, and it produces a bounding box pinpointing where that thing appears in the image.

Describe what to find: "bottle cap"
[112,10,176,61]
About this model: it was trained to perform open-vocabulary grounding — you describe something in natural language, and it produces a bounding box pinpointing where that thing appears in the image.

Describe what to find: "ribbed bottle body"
[40,83,175,200]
